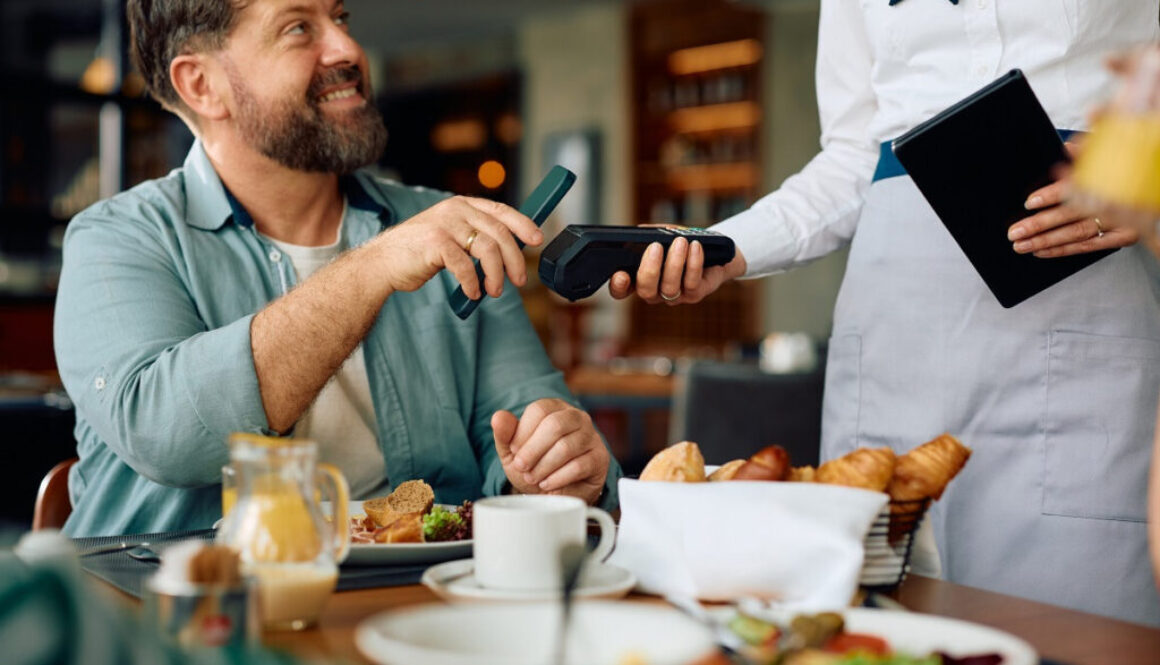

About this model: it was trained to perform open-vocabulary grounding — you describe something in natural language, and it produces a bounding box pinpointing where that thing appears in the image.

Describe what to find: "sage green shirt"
[55,141,620,536]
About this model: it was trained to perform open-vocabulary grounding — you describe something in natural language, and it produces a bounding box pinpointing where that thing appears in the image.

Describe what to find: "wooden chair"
[33,457,78,530]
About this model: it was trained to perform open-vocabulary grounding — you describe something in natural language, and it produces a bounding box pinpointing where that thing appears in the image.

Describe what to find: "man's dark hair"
[126,0,248,113]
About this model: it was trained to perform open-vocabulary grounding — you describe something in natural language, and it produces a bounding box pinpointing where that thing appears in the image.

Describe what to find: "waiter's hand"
[1007,143,1139,258]
[492,399,609,505]
[607,226,748,305]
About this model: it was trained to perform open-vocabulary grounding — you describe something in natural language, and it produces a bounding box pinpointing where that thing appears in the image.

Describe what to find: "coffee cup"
[472,494,615,591]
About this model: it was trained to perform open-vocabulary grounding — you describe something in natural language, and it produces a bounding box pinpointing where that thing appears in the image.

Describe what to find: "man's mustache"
[308,66,364,100]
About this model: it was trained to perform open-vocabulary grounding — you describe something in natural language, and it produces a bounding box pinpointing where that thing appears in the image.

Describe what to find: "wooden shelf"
[668,101,761,134]
[628,0,765,352]
[666,162,758,192]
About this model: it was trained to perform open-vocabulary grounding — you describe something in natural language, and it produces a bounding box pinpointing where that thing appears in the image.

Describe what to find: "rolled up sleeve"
[54,204,268,489]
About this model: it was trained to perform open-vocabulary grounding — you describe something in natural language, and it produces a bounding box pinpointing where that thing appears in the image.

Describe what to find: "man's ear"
[170,54,229,121]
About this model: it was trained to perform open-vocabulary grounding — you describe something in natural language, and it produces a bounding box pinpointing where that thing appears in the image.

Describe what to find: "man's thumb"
[491,410,518,458]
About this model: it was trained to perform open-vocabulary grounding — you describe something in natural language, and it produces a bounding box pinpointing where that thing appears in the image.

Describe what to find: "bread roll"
[364,479,434,528]
[788,465,816,482]
[373,514,424,543]
[816,447,895,492]
[639,441,706,482]
[733,444,791,481]
[708,459,746,481]
[887,433,972,502]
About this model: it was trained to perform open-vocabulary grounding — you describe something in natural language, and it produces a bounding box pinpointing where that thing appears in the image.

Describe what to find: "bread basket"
[858,497,930,591]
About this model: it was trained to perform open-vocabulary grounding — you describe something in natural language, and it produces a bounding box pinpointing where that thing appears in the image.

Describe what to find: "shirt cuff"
[713,206,801,278]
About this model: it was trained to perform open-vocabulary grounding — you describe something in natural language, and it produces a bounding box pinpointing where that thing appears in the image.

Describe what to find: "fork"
[77,541,152,558]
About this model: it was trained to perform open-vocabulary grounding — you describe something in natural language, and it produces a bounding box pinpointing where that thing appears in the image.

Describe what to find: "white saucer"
[421,558,636,602]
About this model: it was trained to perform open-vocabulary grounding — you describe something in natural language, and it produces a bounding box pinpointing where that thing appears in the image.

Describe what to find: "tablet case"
[891,69,1116,308]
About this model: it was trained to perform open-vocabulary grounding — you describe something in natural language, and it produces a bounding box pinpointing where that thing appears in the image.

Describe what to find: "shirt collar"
[181,140,395,231]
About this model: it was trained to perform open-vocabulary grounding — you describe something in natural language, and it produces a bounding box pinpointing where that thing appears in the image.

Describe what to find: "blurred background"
[0,0,842,525]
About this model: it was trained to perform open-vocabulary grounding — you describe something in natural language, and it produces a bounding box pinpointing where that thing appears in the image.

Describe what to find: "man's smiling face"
[218,0,387,173]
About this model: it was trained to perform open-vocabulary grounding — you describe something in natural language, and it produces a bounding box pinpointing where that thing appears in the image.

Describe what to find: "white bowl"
[355,600,716,665]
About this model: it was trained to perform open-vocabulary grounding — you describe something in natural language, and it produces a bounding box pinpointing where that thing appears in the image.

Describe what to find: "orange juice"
[1073,112,1160,212]
[249,562,337,630]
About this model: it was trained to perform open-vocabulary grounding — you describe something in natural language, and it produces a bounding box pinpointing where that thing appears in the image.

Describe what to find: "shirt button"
[976,0,988,8]
[974,65,988,78]
[94,376,106,391]
[268,249,282,262]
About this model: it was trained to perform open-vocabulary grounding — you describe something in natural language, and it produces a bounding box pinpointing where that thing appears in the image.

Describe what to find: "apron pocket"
[1042,331,1160,522]
[821,333,862,457]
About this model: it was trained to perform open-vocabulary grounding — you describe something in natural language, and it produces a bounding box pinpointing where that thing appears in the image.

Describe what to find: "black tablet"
[891,69,1116,308]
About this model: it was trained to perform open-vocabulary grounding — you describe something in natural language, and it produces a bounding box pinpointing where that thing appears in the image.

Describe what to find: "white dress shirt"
[715,0,1160,276]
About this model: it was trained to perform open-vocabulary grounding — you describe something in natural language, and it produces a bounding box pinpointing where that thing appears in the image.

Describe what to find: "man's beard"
[227,64,388,174]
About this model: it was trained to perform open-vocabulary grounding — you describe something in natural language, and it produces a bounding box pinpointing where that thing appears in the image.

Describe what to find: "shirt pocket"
[1042,331,1160,523]
[821,333,862,457]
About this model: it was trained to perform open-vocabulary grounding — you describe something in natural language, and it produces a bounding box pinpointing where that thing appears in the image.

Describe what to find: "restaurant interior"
[0,0,842,529]
[6,1,1160,663]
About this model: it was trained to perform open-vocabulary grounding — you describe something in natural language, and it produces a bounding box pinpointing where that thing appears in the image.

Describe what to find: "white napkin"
[609,478,887,611]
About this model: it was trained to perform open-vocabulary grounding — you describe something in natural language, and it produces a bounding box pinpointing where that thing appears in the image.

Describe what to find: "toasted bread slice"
[363,479,434,528]
[373,514,424,543]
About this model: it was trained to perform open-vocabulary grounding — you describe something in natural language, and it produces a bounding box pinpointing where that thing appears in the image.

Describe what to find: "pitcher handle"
[316,463,351,563]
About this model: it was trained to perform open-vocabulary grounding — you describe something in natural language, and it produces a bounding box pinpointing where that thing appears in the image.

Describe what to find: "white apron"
[820,174,1160,626]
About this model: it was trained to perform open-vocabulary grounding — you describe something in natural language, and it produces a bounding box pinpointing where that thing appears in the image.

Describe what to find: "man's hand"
[492,399,609,505]
[607,228,747,305]
[1007,143,1139,258]
[372,196,543,299]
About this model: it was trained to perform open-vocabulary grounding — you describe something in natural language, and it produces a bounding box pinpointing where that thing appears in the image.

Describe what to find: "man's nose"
[318,23,363,68]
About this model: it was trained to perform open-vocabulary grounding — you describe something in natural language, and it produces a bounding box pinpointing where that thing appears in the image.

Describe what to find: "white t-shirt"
[264,204,388,498]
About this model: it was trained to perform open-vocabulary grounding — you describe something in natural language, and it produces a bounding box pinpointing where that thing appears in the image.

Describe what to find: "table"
[208,575,1160,665]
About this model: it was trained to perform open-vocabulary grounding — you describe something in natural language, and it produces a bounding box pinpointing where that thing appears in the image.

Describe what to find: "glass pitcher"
[216,433,350,631]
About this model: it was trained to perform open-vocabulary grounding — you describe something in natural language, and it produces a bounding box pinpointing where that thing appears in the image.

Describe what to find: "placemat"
[74,530,428,598]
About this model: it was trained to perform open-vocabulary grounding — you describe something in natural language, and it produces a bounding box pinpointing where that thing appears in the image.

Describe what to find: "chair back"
[668,359,824,468]
[33,457,78,530]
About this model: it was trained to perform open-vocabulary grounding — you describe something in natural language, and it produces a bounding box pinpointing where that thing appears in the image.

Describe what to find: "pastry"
[639,441,706,482]
[788,465,816,482]
[887,433,972,502]
[733,444,791,481]
[373,514,424,543]
[708,459,746,481]
[363,479,434,528]
[816,447,896,492]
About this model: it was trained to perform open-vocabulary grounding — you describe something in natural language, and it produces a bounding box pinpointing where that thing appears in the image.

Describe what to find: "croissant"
[887,433,972,502]
[708,459,746,481]
[816,446,896,492]
[639,440,707,482]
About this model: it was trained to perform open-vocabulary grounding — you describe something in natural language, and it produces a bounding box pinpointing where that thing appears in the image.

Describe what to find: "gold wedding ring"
[1094,217,1105,239]
[660,290,681,302]
[464,229,479,253]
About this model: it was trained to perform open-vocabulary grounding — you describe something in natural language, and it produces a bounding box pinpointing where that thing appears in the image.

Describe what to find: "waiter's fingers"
[1009,202,1087,242]
[682,241,705,293]
[634,243,665,302]
[1032,226,1139,258]
[659,237,688,303]
[1022,181,1067,212]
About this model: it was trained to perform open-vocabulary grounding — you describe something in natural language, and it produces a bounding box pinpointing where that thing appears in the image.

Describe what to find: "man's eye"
[334,11,350,27]
[286,22,307,36]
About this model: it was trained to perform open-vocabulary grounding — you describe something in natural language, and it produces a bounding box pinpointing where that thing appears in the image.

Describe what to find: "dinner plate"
[739,606,1036,664]
[344,500,473,566]
[354,600,715,665]
[421,558,636,602]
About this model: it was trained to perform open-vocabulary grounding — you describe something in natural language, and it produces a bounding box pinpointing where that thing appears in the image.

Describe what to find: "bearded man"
[54,0,620,536]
